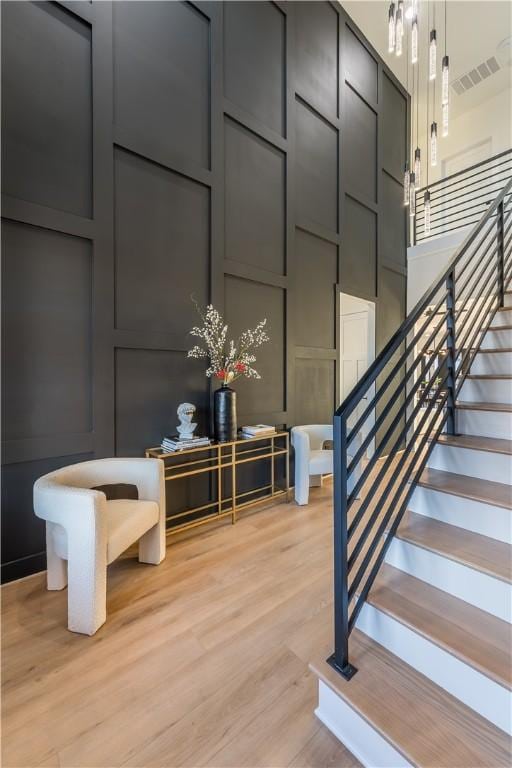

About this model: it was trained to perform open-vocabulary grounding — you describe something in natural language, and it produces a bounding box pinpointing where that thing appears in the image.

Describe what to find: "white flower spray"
[188,299,269,384]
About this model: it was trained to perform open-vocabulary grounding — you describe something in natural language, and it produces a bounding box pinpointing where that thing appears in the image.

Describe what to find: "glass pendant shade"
[396,8,403,56]
[404,164,410,206]
[424,190,431,235]
[442,102,449,137]
[442,55,450,104]
[388,3,396,52]
[409,172,416,217]
[414,148,421,188]
[430,122,438,166]
[429,30,437,79]
[411,17,418,64]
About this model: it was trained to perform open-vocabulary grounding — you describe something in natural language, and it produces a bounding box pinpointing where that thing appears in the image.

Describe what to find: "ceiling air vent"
[451,56,501,95]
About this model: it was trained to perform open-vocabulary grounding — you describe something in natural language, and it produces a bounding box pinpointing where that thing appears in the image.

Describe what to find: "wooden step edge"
[486,324,512,332]
[436,433,512,455]
[366,566,512,691]
[395,511,512,585]
[417,468,512,510]
[456,400,512,413]
[475,347,512,353]
[496,306,512,312]
[309,631,511,768]
[465,374,512,380]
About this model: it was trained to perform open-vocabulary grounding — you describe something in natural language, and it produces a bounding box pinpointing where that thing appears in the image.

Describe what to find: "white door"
[340,294,376,457]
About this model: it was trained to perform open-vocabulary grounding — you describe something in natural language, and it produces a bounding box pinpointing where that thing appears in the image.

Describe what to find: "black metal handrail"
[329,176,512,680]
[414,148,512,243]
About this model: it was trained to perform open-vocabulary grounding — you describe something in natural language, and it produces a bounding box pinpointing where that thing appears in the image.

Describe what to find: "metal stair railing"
[329,176,512,680]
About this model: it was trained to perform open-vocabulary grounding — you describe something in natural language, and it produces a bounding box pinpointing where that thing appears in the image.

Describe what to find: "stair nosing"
[485,324,512,331]
[465,373,512,379]
[456,400,512,413]
[395,512,512,585]
[418,468,512,510]
[436,433,512,455]
[475,347,512,353]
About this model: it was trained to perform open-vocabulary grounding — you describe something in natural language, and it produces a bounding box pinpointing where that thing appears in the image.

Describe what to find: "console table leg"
[231,444,236,524]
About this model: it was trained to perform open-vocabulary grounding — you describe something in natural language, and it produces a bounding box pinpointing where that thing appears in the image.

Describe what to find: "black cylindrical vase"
[214,385,237,442]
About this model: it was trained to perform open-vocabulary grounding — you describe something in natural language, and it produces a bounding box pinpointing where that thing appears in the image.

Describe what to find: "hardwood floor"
[1,482,361,768]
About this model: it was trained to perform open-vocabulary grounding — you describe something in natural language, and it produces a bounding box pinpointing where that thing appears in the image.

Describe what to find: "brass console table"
[145,431,290,536]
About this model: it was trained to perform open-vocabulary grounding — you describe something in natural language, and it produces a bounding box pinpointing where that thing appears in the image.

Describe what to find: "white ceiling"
[341,0,512,119]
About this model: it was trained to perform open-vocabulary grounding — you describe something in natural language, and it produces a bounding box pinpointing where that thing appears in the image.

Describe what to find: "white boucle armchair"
[291,425,363,505]
[34,457,166,635]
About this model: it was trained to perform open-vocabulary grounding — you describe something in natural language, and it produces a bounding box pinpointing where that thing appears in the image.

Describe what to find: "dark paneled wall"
[1,1,408,581]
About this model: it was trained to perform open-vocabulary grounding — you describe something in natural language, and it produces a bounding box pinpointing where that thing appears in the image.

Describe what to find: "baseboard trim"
[1,552,46,584]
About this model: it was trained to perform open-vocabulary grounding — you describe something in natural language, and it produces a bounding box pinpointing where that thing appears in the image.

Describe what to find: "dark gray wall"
[1,0,408,581]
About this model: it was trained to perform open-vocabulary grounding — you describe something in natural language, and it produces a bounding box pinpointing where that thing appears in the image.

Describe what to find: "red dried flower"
[234,362,246,373]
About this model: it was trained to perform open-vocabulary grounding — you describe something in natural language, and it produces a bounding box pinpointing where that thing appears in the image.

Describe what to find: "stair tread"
[311,631,511,768]
[437,433,512,455]
[396,510,512,583]
[466,373,512,379]
[418,466,512,509]
[368,564,512,690]
[475,347,512,353]
[486,324,512,331]
[456,400,512,412]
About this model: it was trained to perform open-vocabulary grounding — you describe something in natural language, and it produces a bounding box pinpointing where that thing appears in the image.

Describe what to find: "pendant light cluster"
[388,0,451,237]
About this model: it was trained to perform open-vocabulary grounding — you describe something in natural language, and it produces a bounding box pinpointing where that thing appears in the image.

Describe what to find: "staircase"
[310,181,512,766]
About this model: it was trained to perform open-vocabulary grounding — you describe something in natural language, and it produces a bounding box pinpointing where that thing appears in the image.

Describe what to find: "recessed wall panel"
[295,358,335,425]
[381,171,407,269]
[113,1,210,169]
[115,348,209,456]
[2,221,92,441]
[224,119,285,275]
[224,2,285,135]
[114,148,209,337]
[296,100,338,233]
[343,86,377,203]
[344,26,378,105]
[382,72,406,180]
[1,2,92,216]
[295,230,337,349]
[342,197,377,298]
[296,1,338,119]
[224,276,285,417]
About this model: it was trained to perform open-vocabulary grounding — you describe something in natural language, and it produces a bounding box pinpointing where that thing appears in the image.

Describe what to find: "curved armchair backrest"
[291,425,332,451]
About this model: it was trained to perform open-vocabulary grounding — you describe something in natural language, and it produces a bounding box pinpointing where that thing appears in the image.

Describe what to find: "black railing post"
[445,269,458,435]
[497,200,505,307]
[327,413,357,680]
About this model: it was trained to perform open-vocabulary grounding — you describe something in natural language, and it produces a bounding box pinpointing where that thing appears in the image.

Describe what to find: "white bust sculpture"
[177,402,197,440]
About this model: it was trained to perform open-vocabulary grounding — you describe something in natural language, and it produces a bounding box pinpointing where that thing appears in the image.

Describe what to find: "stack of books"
[161,435,211,452]
[240,424,276,439]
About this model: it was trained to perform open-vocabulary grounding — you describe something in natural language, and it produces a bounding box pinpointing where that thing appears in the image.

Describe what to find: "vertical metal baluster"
[445,270,457,435]
[497,200,505,307]
[327,413,357,679]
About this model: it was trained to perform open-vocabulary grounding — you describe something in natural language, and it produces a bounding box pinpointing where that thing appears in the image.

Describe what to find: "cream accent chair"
[34,457,166,635]
[291,425,362,505]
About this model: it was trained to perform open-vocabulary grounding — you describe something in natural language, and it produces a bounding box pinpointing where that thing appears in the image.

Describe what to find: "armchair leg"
[67,536,107,636]
[46,523,67,591]
[138,522,166,565]
[294,473,310,505]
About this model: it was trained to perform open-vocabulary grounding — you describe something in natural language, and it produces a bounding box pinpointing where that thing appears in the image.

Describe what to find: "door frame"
[338,291,376,458]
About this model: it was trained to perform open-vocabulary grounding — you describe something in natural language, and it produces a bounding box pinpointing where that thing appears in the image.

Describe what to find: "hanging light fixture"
[424,190,431,234]
[429,29,437,79]
[404,163,410,206]
[414,148,421,187]
[441,3,449,136]
[396,3,404,57]
[442,56,450,105]
[411,15,419,64]
[388,3,396,52]
[442,102,449,137]
[430,121,438,166]
[409,171,416,216]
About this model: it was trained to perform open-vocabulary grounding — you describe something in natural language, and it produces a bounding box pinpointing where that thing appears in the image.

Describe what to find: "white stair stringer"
[355,601,512,734]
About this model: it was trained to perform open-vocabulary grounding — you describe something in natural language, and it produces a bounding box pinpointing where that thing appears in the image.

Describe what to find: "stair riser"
[385,537,512,623]
[491,309,512,328]
[469,351,512,376]
[357,603,512,734]
[427,443,512,485]
[505,293,512,308]
[459,378,512,404]
[315,680,412,768]
[410,486,512,544]
[457,408,512,440]
[480,328,512,350]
